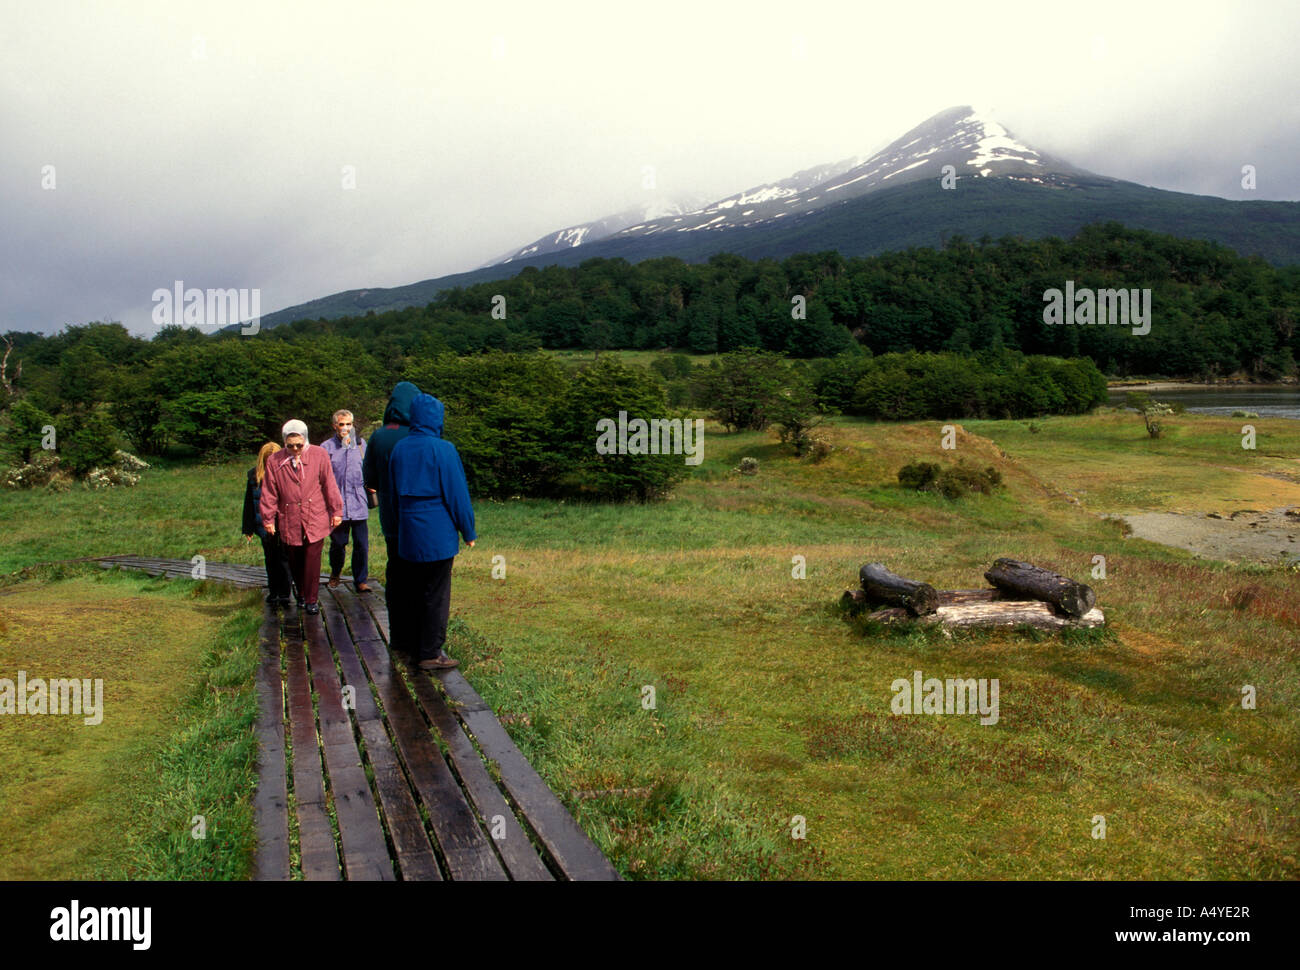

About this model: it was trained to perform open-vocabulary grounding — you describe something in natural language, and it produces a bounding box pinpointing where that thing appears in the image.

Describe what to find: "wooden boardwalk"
[96,554,619,881]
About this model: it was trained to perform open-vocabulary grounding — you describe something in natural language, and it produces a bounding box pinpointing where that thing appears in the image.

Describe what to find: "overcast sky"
[3,0,1298,336]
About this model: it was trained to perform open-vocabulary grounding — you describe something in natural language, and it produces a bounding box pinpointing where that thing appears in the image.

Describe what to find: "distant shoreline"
[1106,380,1299,392]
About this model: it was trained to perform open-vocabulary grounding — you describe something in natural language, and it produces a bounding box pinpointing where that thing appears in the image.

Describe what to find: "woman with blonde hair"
[242,441,294,606]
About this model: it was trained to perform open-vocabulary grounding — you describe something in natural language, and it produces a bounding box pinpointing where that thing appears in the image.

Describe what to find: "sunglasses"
[286,443,305,450]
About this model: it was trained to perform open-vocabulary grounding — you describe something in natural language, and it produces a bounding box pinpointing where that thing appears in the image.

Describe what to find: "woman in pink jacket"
[259,419,343,615]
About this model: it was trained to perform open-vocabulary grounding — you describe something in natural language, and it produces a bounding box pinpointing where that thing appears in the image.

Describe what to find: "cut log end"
[984,558,1096,618]
[859,562,939,616]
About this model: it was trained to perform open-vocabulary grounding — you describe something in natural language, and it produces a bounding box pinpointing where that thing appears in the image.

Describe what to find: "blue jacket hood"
[382,381,421,426]
[409,394,444,438]
[388,392,476,560]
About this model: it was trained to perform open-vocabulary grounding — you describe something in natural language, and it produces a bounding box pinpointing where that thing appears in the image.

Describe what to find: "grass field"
[1,408,1297,879]
[0,568,259,879]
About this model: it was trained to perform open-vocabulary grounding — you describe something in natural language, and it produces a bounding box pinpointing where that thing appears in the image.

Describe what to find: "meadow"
[1,407,1297,879]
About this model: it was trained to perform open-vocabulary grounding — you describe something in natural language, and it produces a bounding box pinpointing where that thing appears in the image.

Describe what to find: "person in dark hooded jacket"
[388,393,476,670]
[363,381,421,654]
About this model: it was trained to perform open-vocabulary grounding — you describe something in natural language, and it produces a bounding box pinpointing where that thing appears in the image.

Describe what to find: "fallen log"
[983,559,1096,618]
[859,562,939,616]
[867,599,1104,629]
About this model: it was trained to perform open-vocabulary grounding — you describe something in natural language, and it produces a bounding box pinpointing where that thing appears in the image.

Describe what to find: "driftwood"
[866,589,1104,629]
[858,562,939,616]
[983,559,1096,618]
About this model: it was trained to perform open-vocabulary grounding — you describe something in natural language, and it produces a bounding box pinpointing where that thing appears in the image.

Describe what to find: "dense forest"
[245,223,1298,379]
[0,222,1288,498]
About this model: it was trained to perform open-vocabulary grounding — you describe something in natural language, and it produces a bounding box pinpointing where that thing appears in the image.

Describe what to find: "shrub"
[553,358,691,501]
[897,461,941,490]
[736,457,759,476]
[935,462,1002,498]
[2,452,61,489]
[770,377,831,456]
[805,436,833,463]
[1126,393,1174,438]
[86,450,151,488]
[898,460,1001,499]
[650,354,694,380]
[408,352,692,501]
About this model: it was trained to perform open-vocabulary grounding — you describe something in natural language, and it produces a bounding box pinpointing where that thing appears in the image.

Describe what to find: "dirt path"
[1117,507,1300,565]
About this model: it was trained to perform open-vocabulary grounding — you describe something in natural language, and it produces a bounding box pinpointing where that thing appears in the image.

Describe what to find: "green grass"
[2,408,1297,879]
[0,565,261,879]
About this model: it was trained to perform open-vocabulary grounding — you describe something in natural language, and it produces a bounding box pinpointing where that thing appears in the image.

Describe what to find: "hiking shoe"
[418,654,459,671]
[328,575,341,589]
[305,603,320,615]
[355,582,372,593]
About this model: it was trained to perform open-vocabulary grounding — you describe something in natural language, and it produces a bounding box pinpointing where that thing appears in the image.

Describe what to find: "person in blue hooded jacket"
[388,393,476,670]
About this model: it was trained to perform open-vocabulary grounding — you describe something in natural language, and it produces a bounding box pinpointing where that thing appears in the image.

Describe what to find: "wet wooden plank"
[105,556,185,570]
[332,585,387,645]
[93,557,613,880]
[303,615,394,881]
[355,588,617,880]
[284,622,341,881]
[344,613,506,881]
[319,599,442,881]
[357,591,392,638]
[102,559,177,578]
[437,669,620,881]
[404,666,554,880]
[252,608,289,880]
[97,557,338,589]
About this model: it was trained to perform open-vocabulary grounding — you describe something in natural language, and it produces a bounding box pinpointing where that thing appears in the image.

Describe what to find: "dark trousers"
[260,533,293,599]
[284,539,324,605]
[385,538,414,654]
[329,519,369,583]
[410,557,454,662]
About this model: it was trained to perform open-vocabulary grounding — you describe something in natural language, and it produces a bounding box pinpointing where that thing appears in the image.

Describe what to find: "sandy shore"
[1114,507,1300,565]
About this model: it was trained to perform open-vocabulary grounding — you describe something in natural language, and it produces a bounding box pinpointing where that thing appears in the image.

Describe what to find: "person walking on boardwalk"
[242,441,294,606]
[362,381,420,654]
[260,419,343,616]
[387,393,476,670]
[321,408,372,593]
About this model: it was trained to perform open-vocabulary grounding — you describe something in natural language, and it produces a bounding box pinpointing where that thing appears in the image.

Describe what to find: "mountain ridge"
[247,106,1300,332]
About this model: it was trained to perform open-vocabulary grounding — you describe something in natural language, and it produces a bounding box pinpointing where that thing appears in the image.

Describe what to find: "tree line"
[4,220,1267,497]
[253,222,1298,380]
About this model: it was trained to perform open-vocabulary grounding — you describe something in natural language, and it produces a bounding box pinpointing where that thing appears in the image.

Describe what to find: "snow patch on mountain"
[484,105,1090,266]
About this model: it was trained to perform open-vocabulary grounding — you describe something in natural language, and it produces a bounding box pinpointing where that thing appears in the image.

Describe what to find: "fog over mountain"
[2,0,1298,335]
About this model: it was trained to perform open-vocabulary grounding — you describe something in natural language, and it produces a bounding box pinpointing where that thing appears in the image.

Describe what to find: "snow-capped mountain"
[253,105,1299,331]
[481,107,1092,264]
[606,105,1093,239]
[481,194,709,267]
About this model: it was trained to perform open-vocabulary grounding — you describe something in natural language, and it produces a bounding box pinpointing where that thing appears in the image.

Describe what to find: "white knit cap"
[281,419,309,443]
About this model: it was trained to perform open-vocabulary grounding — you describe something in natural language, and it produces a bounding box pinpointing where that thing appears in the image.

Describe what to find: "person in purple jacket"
[320,409,371,592]
[388,393,476,671]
